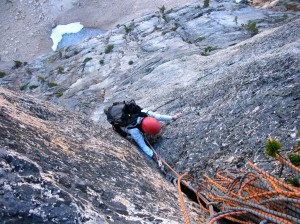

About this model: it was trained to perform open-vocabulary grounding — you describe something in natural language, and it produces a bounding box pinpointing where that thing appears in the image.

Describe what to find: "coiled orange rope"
[144,137,300,223]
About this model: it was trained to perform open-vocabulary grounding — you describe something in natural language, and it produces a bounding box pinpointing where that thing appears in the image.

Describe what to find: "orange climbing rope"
[144,136,300,224]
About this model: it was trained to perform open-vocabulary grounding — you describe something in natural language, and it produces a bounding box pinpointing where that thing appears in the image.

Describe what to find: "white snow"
[50,22,84,51]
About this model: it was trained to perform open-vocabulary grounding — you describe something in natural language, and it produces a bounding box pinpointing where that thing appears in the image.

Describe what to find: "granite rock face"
[0,88,203,223]
[0,1,300,222]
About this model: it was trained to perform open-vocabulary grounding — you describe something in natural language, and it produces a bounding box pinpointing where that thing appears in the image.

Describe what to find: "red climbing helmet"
[141,117,161,135]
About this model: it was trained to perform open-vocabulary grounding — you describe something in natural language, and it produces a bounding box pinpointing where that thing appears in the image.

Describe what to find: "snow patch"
[50,22,84,51]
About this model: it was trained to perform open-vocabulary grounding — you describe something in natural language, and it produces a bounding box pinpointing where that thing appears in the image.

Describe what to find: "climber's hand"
[157,157,163,168]
[152,153,163,168]
[172,113,183,121]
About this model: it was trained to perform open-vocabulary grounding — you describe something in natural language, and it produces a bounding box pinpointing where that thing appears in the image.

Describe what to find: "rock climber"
[104,100,182,164]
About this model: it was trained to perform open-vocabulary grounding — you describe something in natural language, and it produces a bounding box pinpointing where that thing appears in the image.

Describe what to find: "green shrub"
[162,30,171,35]
[128,60,134,65]
[56,92,63,98]
[204,46,213,52]
[47,82,58,88]
[50,57,56,63]
[57,66,64,73]
[287,177,300,187]
[83,57,92,63]
[242,21,259,36]
[275,14,288,23]
[171,23,179,31]
[124,25,132,34]
[201,46,214,56]
[20,83,29,91]
[29,85,38,90]
[162,15,168,22]
[99,59,104,65]
[265,139,282,158]
[25,68,32,75]
[153,25,162,31]
[58,50,62,59]
[13,60,23,69]
[204,0,210,8]
[288,154,300,166]
[105,45,114,54]
[38,76,45,83]
[0,71,6,78]
[159,5,166,14]
[286,3,300,11]
[195,37,206,42]
[166,9,173,14]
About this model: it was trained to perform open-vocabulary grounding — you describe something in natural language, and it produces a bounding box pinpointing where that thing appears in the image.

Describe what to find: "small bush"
[288,154,300,166]
[20,83,29,91]
[195,37,206,42]
[56,92,63,98]
[162,30,171,35]
[124,25,132,34]
[159,5,166,14]
[13,60,23,69]
[83,57,92,63]
[105,45,114,54]
[286,3,300,11]
[171,23,179,31]
[201,46,214,56]
[275,14,288,23]
[25,68,32,75]
[128,60,134,65]
[50,57,56,63]
[99,59,104,65]
[0,71,6,78]
[287,177,300,187]
[153,25,162,31]
[57,66,64,73]
[204,0,210,8]
[58,50,62,59]
[29,85,38,90]
[47,82,58,88]
[204,46,213,52]
[265,138,282,158]
[38,76,46,83]
[242,21,259,36]
[166,9,173,14]
[162,15,168,22]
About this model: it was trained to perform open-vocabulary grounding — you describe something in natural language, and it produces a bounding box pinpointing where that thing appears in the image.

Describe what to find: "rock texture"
[0,0,197,68]
[0,1,300,222]
[0,87,203,223]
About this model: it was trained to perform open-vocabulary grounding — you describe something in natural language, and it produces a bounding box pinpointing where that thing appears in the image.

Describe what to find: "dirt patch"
[0,0,196,70]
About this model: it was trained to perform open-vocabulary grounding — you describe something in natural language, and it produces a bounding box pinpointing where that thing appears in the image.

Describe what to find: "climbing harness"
[144,137,300,224]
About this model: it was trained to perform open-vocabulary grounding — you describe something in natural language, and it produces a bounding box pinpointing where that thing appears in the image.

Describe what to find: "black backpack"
[104,100,147,136]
